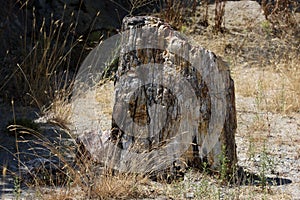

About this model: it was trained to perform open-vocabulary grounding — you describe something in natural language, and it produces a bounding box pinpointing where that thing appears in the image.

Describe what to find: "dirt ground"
[193,1,300,199]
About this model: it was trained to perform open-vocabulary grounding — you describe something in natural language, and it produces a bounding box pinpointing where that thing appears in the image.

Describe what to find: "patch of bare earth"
[191,1,300,199]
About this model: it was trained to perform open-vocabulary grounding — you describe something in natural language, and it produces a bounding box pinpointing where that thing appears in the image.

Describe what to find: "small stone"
[185,192,194,199]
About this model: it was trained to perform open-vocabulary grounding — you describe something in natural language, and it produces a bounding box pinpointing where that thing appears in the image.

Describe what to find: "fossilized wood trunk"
[111,16,237,173]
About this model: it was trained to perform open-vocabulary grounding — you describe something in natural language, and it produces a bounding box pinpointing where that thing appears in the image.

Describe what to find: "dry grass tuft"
[92,172,148,199]
[36,167,152,199]
[42,91,73,130]
[158,0,198,30]
[261,0,299,36]
[13,6,81,107]
[214,0,227,33]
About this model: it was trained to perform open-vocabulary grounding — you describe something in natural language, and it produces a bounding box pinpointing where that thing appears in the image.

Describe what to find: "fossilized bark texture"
[111,16,237,172]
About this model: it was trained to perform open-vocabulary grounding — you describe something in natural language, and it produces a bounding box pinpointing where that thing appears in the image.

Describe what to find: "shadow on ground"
[233,166,292,186]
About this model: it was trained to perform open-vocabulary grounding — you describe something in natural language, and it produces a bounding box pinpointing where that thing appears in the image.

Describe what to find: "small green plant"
[194,178,210,198]
[258,140,274,190]
[261,20,272,36]
[14,176,21,200]
[247,137,256,161]
[255,77,265,111]
[180,25,188,34]
[218,145,229,184]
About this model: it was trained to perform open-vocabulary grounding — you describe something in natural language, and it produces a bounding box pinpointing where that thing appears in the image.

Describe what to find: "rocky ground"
[0,1,299,199]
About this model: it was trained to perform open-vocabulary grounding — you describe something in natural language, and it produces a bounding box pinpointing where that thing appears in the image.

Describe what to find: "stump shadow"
[233,166,292,186]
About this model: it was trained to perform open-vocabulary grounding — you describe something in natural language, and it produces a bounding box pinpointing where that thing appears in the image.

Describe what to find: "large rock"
[111,16,237,174]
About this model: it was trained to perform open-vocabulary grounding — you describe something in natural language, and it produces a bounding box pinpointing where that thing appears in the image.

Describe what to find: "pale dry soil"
[190,1,300,199]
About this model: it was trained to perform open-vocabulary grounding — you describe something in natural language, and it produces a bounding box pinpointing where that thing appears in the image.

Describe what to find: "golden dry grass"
[38,171,152,199]
[193,20,300,115]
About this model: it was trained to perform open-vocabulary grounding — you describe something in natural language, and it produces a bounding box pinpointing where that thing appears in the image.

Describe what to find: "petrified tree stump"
[111,16,237,174]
